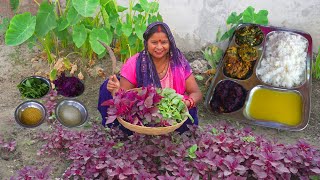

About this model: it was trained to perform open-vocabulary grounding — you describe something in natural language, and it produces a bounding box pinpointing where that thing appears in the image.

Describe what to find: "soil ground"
[0,44,319,179]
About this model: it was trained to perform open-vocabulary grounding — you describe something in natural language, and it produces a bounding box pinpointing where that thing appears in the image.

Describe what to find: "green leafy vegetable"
[313,47,320,79]
[188,144,198,159]
[202,45,224,69]
[157,88,194,124]
[17,77,50,99]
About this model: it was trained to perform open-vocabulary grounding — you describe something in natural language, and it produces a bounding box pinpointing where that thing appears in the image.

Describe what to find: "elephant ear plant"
[5,0,162,80]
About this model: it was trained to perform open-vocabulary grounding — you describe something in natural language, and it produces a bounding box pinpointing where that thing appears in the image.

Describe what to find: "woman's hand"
[107,75,120,96]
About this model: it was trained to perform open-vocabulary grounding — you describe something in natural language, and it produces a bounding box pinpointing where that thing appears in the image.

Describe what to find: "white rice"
[256,31,308,88]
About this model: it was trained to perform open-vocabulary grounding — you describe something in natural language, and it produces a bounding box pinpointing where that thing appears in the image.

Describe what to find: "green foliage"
[241,135,256,143]
[5,13,36,46]
[10,0,19,13]
[202,45,223,69]
[217,6,269,42]
[157,88,194,123]
[17,78,50,99]
[35,2,57,37]
[110,0,163,61]
[188,144,198,159]
[4,0,163,77]
[312,47,320,80]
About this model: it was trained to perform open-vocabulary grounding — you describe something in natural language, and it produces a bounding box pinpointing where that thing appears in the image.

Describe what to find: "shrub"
[30,122,320,179]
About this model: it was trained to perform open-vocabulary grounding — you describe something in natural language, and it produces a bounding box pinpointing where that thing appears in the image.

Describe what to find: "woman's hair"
[144,24,168,41]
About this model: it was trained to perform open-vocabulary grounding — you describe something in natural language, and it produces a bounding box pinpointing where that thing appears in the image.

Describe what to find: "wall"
[2,0,319,52]
[119,0,320,52]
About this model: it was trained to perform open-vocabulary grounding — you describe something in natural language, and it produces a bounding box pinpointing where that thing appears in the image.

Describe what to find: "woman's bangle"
[189,97,195,109]
[184,97,195,109]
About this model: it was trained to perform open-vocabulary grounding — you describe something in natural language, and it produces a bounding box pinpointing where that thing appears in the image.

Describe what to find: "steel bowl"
[55,99,88,128]
[15,101,47,128]
[18,76,51,99]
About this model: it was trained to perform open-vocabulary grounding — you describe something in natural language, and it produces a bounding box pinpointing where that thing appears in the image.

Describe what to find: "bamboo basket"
[117,87,188,135]
[117,116,187,135]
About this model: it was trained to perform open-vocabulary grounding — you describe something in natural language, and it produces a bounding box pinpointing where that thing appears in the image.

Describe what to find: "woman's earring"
[170,51,173,57]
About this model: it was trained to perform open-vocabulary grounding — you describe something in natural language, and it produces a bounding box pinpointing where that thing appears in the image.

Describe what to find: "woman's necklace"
[157,61,169,76]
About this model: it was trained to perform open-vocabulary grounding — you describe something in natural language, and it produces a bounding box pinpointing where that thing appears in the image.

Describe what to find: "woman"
[98,22,202,133]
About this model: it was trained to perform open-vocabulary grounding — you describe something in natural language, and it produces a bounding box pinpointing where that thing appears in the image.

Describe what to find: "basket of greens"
[101,86,193,135]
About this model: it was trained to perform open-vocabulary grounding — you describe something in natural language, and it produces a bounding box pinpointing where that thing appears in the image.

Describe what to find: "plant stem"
[33,0,40,6]
[65,52,82,58]
[56,0,62,17]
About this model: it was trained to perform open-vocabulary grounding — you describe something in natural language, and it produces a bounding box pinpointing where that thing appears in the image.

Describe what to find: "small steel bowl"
[55,99,88,128]
[15,101,47,128]
[18,76,51,99]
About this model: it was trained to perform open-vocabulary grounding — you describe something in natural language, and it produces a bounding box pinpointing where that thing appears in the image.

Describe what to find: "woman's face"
[147,32,170,60]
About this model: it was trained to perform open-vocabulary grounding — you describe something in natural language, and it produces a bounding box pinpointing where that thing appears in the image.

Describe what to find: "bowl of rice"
[255,31,308,89]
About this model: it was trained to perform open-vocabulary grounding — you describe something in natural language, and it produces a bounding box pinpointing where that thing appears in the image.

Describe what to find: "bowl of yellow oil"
[15,101,47,128]
[244,86,303,126]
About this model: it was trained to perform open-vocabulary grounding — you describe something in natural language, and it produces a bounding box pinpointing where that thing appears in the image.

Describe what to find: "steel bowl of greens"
[15,101,47,128]
[55,99,88,128]
[17,76,51,99]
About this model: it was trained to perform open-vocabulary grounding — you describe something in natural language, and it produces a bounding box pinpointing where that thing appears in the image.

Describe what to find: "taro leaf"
[57,17,69,31]
[5,12,36,46]
[157,12,163,22]
[128,33,138,47]
[120,49,129,56]
[122,22,132,37]
[132,3,144,12]
[140,0,157,13]
[73,24,87,48]
[89,28,112,55]
[148,15,158,25]
[226,12,242,25]
[98,50,106,59]
[104,1,117,15]
[35,2,57,37]
[72,0,100,17]
[254,10,269,25]
[242,6,255,22]
[67,6,82,25]
[135,23,147,41]
[140,0,149,11]
[100,0,109,7]
[117,5,127,12]
[50,68,58,81]
[115,23,122,36]
[55,28,70,42]
[149,2,159,13]
[101,8,110,29]
[219,26,236,42]
[109,13,119,29]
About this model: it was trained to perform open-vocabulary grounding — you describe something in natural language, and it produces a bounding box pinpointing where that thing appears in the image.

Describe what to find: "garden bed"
[0,45,319,178]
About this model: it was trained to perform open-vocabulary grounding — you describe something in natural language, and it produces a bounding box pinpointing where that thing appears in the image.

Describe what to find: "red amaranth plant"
[18,122,320,179]
[10,166,51,180]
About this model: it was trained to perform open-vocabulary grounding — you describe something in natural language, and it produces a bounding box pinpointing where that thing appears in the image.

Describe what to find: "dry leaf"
[96,67,106,78]
[88,59,95,67]
[78,72,84,80]
[54,58,65,73]
[70,64,78,75]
